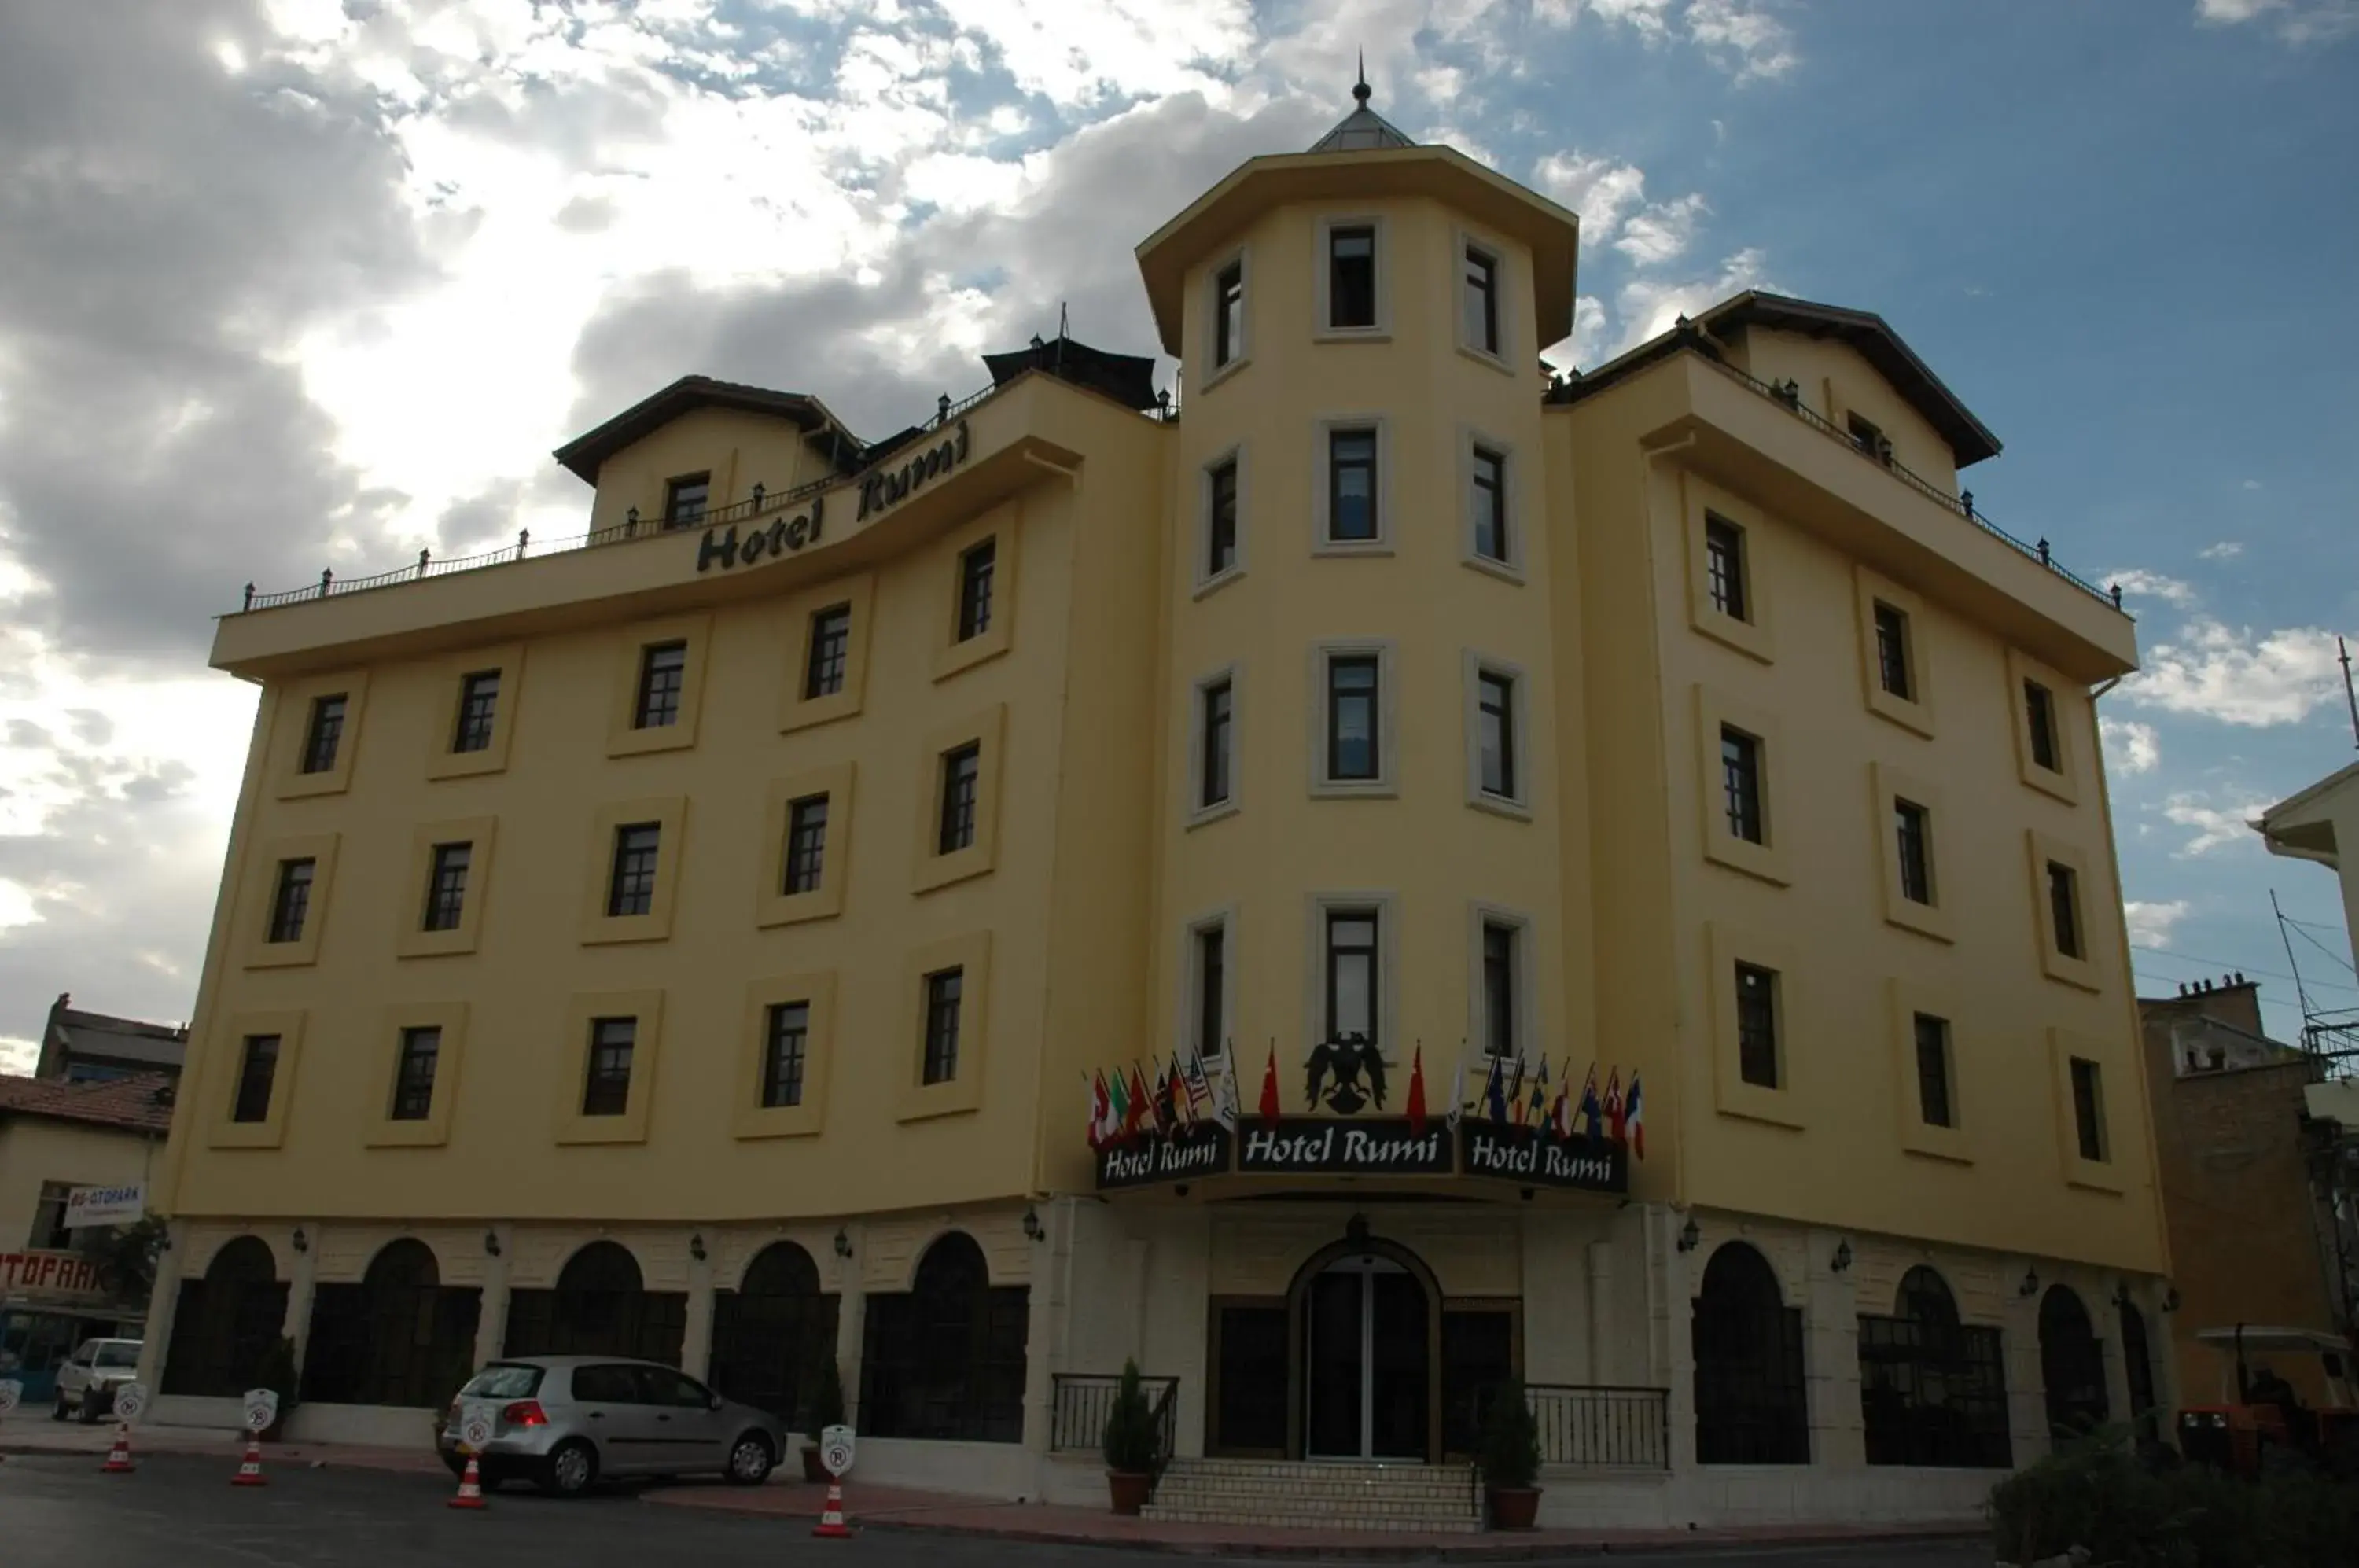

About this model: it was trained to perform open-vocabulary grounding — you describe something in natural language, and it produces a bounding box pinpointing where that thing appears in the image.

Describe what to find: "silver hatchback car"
[437,1356,785,1496]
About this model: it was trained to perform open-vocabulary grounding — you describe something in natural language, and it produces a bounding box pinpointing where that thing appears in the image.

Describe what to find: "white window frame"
[1463,650,1532,819]
[1308,639,1397,798]
[1176,906,1238,1066]
[1196,443,1248,598]
[1311,414,1393,556]
[1303,891,1397,1053]
[1187,661,1242,828]
[1312,213,1392,341]
[1202,245,1252,392]
[1459,425,1523,581]
[1466,903,1536,1064]
[1453,227,1514,374]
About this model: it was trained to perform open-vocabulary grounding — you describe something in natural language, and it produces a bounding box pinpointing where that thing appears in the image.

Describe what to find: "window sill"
[782,689,863,735]
[1882,898,1956,945]
[1900,1129,1973,1166]
[1199,355,1250,394]
[580,914,672,947]
[733,1105,825,1140]
[755,890,843,929]
[1692,610,1774,666]
[913,848,995,896]
[1456,342,1515,379]
[1462,553,1525,587]
[1866,686,1937,739]
[2063,1163,2126,1195]
[1187,799,1240,832]
[554,1114,650,1147]
[1311,539,1393,559]
[896,1082,983,1123]
[364,1119,450,1149]
[2020,763,2077,806]
[396,927,479,960]
[1468,791,1533,823]
[1713,1096,1806,1132]
[1313,326,1392,344]
[1311,778,1397,801]
[933,632,1010,684]
[609,723,696,759]
[244,941,319,971]
[1192,565,1245,603]
[2040,953,2103,993]
[1702,834,1791,889]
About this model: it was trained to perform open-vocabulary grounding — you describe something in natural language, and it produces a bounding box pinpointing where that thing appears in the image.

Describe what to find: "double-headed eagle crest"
[1304,1032,1387,1117]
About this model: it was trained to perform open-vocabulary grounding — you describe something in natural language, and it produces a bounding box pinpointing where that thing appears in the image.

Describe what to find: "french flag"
[1625,1073,1646,1161]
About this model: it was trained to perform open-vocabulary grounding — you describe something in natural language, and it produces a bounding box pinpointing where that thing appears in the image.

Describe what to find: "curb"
[0,1438,441,1477]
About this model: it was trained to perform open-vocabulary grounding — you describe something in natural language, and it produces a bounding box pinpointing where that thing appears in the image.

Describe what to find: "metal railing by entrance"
[1525,1383,1670,1470]
[1049,1372,1180,1463]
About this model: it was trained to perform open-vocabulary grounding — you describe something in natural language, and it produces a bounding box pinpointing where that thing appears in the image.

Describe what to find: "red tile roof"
[0,1072,175,1135]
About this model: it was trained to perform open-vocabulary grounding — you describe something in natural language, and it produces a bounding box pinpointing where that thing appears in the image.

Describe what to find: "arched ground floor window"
[1692,1242,1809,1464]
[503,1241,686,1366]
[2118,1299,2160,1441]
[161,1236,289,1397]
[301,1239,481,1408]
[709,1242,839,1426]
[2039,1286,2109,1441]
[859,1232,1028,1443]
[1859,1266,2011,1469]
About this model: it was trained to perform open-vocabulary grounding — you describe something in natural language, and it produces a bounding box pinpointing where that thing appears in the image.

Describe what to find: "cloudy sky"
[2,0,2355,1068]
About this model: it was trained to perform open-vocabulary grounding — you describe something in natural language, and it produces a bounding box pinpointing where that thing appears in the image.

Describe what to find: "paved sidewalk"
[1,1425,1985,1559]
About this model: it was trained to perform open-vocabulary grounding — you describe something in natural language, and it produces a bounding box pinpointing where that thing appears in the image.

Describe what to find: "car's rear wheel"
[724,1432,775,1485]
[539,1438,598,1498]
[50,1393,68,1421]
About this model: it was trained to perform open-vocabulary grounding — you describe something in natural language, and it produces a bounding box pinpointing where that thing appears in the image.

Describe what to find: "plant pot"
[1106,1470,1151,1515]
[801,1444,828,1483]
[1486,1485,1540,1531]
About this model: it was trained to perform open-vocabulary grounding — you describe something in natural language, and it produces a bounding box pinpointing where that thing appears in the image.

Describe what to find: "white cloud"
[2194,0,2359,42]
[2124,899,2195,948]
[1532,151,1651,245]
[2102,568,2199,607]
[2101,716,2162,775]
[0,1036,34,1076]
[2160,793,2273,856]
[1615,193,1709,265]
[2242,477,2263,489]
[1614,246,1774,352]
[1581,0,1798,79]
[2199,540,2243,560]
[2119,619,2349,727]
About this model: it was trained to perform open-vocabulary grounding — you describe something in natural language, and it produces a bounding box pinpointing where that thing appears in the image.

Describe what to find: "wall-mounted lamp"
[2112,1283,2134,1311]
[1676,1217,1702,1253]
[484,1230,502,1259]
[2162,1286,2181,1313]
[1831,1240,1853,1275]
[689,1232,707,1264]
[2019,1267,2041,1299]
[291,1227,308,1256]
[1021,1206,1043,1242]
[833,1228,853,1261]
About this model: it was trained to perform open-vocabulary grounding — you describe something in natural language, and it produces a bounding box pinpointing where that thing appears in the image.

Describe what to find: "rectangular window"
[607,823,661,918]
[582,1017,635,1117]
[937,743,981,855]
[804,605,852,699]
[1327,428,1378,543]
[663,473,710,527]
[922,968,963,1085]
[1735,963,1779,1089]
[1323,910,1378,1043]
[1328,224,1375,329]
[1913,1013,1953,1129]
[2070,1058,2107,1161]
[1195,925,1227,1062]
[1199,679,1233,809]
[1893,800,1933,905]
[421,841,471,932]
[782,796,829,896]
[1326,656,1379,782]
[268,858,315,944]
[390,1025,441,1121]
[1848,412,1889,464]
[1703,517,1748,620]
[1207,459,1239,577]
[1481,921,1517,1060]
[1214,260,1244,367]
[956,539,996,642]
[2047,861,2082,959]
[1470,445,1507,563]
[2024,680,2060,772]
[634,641,686,729]
[1720,727,1765,845]
[1478,670,1517,800]
[231,1034,280,1123]
[1463,245,1499,354]
[761,1001,809,1109]
[452,671,500,753]
[300,694,347,775]
[30,1181,73,1250]
[1873,602,1913,700]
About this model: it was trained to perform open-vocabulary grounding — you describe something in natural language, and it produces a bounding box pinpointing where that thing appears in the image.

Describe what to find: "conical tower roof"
[1309,57,1415,152]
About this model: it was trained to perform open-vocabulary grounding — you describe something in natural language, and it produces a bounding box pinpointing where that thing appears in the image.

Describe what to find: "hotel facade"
[145,90,2174,1528]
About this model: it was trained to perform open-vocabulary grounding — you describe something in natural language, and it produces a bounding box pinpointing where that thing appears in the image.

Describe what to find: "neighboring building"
[32,992,190,1084]
[2257,760,2359,978]
[147,86,2169,1527]
[0,1073,174,1405]
[2138,976,2357,1411]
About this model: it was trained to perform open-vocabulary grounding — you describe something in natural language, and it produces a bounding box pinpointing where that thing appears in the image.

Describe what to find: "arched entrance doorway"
[161,1235,287,1397]
[2040,1286,2109,1441]
[1691,1242,1809,1464]
[1283,1231,1441,1463]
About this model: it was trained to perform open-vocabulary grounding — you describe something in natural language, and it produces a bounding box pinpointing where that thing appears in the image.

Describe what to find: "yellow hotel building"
[146,88,2173,1528]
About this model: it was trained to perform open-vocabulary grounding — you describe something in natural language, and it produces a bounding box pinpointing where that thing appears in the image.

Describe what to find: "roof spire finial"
[1353,50,1371,105]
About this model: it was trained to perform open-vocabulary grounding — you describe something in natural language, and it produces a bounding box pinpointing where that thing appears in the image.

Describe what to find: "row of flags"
[1086,1046,1645,1160]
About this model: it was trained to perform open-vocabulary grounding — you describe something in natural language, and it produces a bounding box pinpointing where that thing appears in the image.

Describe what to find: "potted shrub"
[254,1336,301,1443]
[1480,1376,1541,1530]
[1101,1360,1159,1516]
[801,1351,845,1483]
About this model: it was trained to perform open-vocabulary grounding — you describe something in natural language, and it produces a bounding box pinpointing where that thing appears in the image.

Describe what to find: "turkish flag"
[1406,1047,1428,1139]
[1258,1044,1281,1128]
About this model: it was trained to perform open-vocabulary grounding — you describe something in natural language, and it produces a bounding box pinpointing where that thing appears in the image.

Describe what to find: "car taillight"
[502,1400,548,1428]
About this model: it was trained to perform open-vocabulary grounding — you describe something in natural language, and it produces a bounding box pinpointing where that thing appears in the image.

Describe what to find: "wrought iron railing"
[1525,1383,1669,1470]
[1048,1372,1180,1468]
[1698,356,2124,613]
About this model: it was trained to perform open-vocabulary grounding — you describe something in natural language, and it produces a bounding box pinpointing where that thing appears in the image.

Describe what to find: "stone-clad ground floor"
[135,1197,2175,1529]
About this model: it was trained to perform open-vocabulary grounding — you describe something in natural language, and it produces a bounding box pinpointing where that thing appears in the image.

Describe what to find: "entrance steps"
[1143,1458,1484,1533]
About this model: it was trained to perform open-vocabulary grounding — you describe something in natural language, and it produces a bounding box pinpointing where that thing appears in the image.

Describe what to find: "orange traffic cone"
[447,1454,487,1510]
[100,1423,134,1474]
[231,1436,267,1486]
[812,1477,852,1538]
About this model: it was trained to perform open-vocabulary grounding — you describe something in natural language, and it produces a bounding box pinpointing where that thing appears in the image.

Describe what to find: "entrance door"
[1304,1259,1429,1459]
